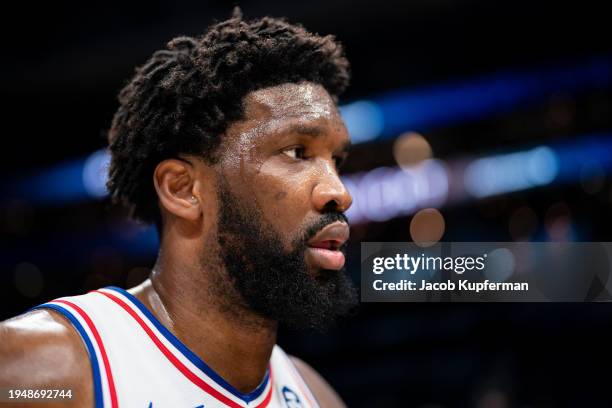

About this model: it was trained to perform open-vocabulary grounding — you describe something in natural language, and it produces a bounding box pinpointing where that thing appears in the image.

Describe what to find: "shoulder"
[0,308,93,407]
[289,356,346,408]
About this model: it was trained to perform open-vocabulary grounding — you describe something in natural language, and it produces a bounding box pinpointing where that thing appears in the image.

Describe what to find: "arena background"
[1,1,612,406]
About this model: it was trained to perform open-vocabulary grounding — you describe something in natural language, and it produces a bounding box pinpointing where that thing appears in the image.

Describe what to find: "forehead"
[242,82,339,125]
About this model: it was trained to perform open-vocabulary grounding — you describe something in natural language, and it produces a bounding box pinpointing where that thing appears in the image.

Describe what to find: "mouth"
[305,221,349,270]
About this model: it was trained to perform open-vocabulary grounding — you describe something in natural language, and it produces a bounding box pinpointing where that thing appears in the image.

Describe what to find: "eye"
[282,146,306,160]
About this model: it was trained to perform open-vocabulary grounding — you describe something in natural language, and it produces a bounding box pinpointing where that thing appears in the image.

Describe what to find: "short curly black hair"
[106,8,350,228]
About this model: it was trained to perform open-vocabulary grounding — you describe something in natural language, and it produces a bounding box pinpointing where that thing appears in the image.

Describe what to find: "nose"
[311,160,353,213]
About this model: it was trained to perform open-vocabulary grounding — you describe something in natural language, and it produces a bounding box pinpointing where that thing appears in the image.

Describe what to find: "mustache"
[298,212,349,247]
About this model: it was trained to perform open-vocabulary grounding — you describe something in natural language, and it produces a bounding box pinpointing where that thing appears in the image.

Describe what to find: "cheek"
[247,159,314,234]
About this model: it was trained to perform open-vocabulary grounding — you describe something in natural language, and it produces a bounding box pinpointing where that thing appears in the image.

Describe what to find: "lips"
[306,221,349,270]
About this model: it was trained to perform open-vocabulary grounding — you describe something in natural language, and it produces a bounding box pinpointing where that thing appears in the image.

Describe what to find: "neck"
[130,246,277,394]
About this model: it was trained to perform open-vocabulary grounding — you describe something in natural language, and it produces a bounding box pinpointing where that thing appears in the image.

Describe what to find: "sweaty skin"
[0,82,351,407]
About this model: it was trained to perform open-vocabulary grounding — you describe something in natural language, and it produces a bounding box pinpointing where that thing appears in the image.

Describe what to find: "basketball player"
[0,9,358,407]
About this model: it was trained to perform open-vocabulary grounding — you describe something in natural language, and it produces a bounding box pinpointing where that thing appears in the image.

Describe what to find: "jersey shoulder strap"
[32,290,119,408]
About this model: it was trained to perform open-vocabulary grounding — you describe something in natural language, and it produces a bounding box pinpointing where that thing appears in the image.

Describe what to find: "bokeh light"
[476,388,509,408]
[339,100,384,143]
[544,202,572,241]
[409,208,445,247]
[82,149,111,198]
[464,146,559,198]
[393,132,433,169]
[344,160,449,224]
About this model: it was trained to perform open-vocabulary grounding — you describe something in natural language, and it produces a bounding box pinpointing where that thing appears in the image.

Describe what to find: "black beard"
[212,179,358,331]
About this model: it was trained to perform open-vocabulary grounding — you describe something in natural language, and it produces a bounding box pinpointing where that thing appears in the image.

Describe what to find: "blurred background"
[1,0,612,406]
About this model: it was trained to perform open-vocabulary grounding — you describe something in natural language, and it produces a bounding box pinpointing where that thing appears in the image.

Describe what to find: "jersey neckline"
[103,285,271,404]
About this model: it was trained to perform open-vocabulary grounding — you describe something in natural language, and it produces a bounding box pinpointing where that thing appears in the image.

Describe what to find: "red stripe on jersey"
[255,367,273,408]
[54,299,119,408]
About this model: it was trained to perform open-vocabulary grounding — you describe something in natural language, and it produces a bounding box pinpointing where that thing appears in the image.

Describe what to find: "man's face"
[208,82,357,329]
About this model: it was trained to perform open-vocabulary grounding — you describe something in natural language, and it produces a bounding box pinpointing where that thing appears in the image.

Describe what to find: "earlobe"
[153,159,201,222]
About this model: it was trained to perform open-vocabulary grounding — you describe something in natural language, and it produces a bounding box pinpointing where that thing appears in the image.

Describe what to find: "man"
[0,9,357,408]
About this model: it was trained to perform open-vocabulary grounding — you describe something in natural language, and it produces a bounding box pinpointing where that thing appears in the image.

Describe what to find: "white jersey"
[33,286,320,408]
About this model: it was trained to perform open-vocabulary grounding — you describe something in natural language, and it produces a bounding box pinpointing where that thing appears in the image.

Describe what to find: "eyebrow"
[288,124,326,137]
[281,123,352,153]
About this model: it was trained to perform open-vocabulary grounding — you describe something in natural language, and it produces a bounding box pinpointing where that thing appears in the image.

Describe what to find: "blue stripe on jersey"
[105,286,270,403]
[31,303,104,408]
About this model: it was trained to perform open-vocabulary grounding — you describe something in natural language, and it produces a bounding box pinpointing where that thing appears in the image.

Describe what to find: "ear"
[153,159,201,222]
